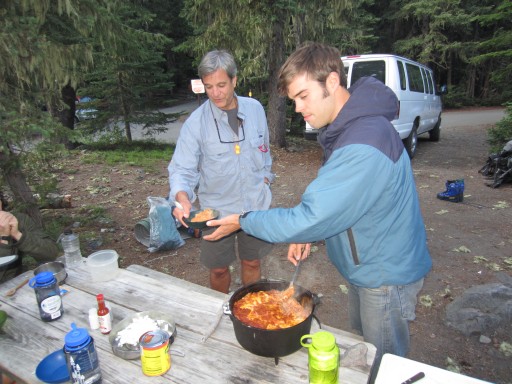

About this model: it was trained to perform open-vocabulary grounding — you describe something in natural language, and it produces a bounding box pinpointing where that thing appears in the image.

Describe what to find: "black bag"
[479,141,512,188]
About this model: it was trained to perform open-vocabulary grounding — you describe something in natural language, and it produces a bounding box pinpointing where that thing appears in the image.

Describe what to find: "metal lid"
[139,330,169,349]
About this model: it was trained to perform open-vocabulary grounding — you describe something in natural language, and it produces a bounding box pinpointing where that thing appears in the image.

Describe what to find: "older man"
[168,50,274,293]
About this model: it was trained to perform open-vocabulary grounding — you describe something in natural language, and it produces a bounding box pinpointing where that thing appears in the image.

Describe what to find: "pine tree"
[77,2,177,143]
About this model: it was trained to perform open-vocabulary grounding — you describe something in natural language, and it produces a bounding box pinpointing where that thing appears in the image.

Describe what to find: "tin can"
[140,329,171,376]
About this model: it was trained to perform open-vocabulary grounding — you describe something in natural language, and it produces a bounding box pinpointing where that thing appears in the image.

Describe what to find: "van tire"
[404,123,418,159]
[429,117,441,142]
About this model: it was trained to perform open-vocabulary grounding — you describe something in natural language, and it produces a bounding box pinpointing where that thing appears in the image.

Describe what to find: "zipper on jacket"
[347,228,360,265]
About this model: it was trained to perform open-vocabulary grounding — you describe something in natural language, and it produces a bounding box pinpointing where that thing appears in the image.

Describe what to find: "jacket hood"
[318,76,399,159]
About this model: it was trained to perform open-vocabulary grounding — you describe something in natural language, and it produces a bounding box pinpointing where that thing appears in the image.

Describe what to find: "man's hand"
[0,211,22,241]
[172,191,193,227]
[203,214,241,241]
[287,243,311,265]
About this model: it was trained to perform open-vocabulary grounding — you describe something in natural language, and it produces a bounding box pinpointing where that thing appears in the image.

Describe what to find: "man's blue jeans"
[348,279,424,365]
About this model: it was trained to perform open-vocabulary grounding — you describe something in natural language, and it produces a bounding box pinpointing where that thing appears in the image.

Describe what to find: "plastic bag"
[147,196,185,253]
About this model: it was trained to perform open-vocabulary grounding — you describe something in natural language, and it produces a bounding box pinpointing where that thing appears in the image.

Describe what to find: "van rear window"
[351,60,385,85]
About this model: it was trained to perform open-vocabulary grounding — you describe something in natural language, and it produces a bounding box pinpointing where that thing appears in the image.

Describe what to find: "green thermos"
[301,331,340,384]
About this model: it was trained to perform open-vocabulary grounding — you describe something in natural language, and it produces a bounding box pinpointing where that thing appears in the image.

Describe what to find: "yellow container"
[140,330,171,376]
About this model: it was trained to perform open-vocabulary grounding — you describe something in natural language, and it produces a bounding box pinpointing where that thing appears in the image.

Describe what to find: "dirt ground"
[52,108,511,383]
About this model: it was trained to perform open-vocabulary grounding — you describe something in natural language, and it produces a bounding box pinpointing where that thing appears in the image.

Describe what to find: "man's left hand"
[203,214,241,241]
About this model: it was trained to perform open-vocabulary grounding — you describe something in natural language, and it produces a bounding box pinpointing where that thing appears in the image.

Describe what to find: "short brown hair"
[277,42,347,96]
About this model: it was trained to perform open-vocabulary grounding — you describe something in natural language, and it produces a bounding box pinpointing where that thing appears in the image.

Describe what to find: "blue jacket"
[241,77,431,287]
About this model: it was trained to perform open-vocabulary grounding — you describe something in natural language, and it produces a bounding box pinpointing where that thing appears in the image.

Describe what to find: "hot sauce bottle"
[96,293,112,334]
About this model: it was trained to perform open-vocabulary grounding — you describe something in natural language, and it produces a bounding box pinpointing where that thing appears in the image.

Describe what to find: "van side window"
[427,71,435,95]
[352,60,385,85]
[406,63,425,93]
[397,61,406,91]
[420,68,430,94]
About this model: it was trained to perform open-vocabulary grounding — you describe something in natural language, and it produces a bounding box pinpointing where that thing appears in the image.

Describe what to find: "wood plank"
[126,264,228,301]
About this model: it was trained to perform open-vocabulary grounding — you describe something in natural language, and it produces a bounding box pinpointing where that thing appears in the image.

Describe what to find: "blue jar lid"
[65,323,91,349]
[29,271,56,288]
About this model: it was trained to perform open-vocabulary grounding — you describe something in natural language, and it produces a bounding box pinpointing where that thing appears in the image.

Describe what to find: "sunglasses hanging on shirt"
[210,101,245,154]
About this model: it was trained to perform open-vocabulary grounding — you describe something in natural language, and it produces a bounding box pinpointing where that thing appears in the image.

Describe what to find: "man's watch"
[239,211,251,220]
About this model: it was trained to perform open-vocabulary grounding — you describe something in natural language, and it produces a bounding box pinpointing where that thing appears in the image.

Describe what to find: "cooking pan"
[224,279,320,358]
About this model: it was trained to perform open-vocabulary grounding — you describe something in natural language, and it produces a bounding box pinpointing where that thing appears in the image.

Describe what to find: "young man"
[168,50,274,293]
[205,43,432,368]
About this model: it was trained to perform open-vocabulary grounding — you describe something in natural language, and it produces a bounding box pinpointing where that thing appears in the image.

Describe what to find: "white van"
[304,54,446,158]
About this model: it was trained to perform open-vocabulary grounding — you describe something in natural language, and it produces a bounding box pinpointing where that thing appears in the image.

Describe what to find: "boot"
[437,179,464,203]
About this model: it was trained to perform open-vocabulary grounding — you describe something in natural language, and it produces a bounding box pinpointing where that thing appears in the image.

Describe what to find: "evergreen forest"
[1,0,511,220]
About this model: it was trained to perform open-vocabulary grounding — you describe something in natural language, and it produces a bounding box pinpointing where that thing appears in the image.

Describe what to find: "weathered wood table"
[0,262,376,383]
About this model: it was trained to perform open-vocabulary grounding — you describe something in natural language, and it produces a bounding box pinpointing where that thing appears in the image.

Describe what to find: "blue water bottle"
[64,323,102,384]
[29,271,63,322]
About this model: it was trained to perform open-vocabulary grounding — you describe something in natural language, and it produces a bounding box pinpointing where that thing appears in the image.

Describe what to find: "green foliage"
[76,1,177,142]
[441,85,475,109]
[0,108,69,203]
[179,0,369,86]
[42,204,111,245]
[80,140,174,172]
[0,0,127,218]
[386,0,510,104]
[487,102,512,153]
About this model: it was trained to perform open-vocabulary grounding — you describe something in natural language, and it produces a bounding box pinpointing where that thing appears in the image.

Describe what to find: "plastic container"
[87,250,119,282]
[60,229,82,268]
[64,323,102,384]
[301,331,340,384]
[89,308,100,330]
[29,271,63,322]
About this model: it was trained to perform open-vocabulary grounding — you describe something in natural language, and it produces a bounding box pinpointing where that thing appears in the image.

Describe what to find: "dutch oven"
[224,279,320,359]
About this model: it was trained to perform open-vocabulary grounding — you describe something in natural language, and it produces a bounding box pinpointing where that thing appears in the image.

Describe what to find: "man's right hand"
[287,243,311,266]
[173,191,193,227]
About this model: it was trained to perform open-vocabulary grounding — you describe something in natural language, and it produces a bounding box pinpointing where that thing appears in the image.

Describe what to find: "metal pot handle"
[312,314,322,329]
[223,302,231,315]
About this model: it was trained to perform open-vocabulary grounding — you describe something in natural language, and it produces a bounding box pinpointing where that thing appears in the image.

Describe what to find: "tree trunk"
[466,66,476,99]
[0,142,43,227]
[447,52,452,87]
[60,84,77,130]
[47,83,78,149]
[118,72,133,142]
[294,10,306,47]
[266,13,287,148]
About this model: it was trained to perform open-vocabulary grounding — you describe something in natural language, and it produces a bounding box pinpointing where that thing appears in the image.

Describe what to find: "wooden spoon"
[4,278,29,297]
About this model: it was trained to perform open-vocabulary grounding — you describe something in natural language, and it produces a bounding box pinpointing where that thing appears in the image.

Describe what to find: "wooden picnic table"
[0,261,376,383]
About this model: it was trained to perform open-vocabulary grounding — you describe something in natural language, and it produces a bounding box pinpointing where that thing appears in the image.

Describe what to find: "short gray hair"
[198,50,237,79]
